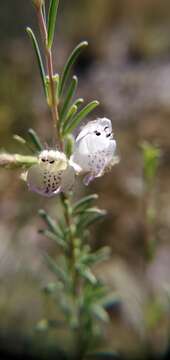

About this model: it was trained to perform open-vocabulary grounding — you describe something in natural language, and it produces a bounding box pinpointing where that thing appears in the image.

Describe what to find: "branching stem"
[34,4,92,359]
[36,3,83,349]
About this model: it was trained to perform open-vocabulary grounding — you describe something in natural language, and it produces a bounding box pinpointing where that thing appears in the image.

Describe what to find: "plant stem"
[36,1,80,300]
[60,193,88,360]
[141,181,156,261]
[60,193,78,295]
[36,6,62,148]
[35,4,89,358]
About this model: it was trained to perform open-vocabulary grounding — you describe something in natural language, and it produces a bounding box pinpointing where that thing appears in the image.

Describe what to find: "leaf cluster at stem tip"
[27,0,99,144]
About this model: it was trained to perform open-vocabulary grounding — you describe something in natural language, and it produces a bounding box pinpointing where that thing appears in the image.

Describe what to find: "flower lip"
[38,150,68,171]
[76,117,114,143]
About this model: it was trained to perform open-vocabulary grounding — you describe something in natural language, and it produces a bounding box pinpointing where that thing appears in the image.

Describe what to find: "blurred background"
[1,0,170,359]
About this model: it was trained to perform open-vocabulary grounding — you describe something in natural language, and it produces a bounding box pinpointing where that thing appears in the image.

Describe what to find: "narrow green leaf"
[89,284,107,302]
[64,134,74,158]
[85,213,106,227]
[39,209,63,238]
[38,229,66,249]
[28,128,43,152]
[77,207,106,216]
[45,254,68,284]
[13,134,35,154]
[81,247,110,266]
[84,269,97,284]
[86,208,106,215]
[57,218,66,231]
[83,283,107,306]
[61,104,78,134]
[73,98,84,108]
[47,0,59,48]
[26,27,47,97]
[59,41,88,96]
[63,100,99,135]
[73,194,98,213]
[60,76,78,124]
[77,212,105,231]
[77,267,97,285]
[13,135,26,145]
[61,98,84,131]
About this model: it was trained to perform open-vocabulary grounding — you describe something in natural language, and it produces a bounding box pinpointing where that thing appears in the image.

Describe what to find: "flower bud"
[64,134,75,158]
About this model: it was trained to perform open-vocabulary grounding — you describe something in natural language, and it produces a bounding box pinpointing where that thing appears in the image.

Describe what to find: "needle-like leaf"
[39,209,63,238]
[73,194,98,213]
[59,41,88,96]
[47,0,60,49]
[63,100,99,135]
[28,128,43,151]
[26,27,47,98]
[60,76,78,124]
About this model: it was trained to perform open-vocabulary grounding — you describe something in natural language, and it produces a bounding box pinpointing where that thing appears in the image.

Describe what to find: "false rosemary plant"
[1,0,119,358]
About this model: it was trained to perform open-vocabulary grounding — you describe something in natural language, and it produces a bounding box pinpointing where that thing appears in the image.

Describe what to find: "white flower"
[26,150,75,197]
[71,118,119,185]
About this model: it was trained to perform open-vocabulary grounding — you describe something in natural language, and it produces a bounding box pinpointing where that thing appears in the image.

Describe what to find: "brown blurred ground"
[1,0,170,358]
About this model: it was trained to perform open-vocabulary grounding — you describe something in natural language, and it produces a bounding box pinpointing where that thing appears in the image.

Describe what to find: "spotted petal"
[72,117,118,184]
[26,149,75,197]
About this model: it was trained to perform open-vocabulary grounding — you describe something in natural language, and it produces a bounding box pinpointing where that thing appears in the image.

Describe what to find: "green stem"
[36,2,79,305]
[35,4,92,359]
[141,181,156,261]
[60,193,87,360]
[60,193,78,295]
